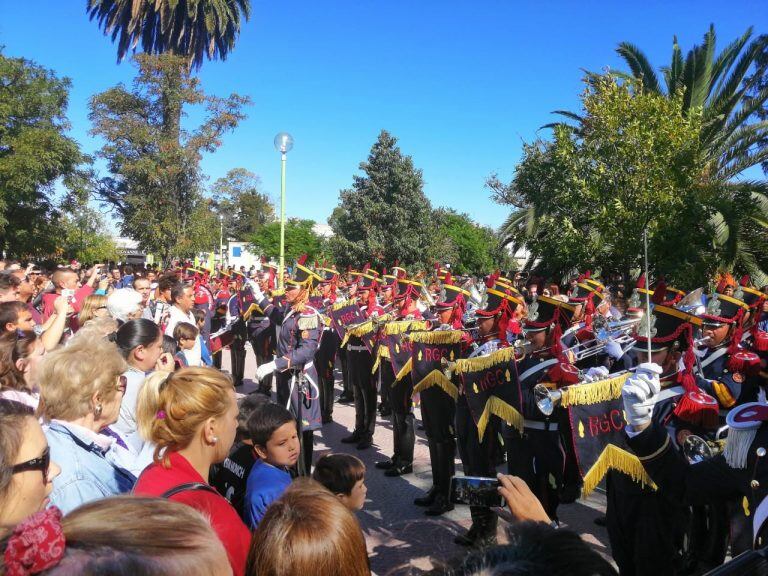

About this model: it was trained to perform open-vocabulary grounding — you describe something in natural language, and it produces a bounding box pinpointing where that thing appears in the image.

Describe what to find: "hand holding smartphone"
[61,288,75,303]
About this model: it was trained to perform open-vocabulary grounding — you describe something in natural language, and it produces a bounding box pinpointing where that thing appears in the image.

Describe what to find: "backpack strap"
[161,482,218,499]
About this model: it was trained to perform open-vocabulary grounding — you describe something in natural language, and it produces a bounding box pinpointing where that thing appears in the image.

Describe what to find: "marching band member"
[251,256,322,475]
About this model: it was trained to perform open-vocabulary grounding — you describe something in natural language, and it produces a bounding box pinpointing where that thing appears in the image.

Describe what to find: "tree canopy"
[211,168,275,241]
[0,50,85,257]
[329,130,433,269]
[250,219,323,263]
[89,54,249,264]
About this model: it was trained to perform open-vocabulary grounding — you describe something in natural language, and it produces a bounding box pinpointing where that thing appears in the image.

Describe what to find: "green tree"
[250,219,322,263]
[211,168,274,241]
[88,0,251,160]
[329,130,433,269]
[89,54,248,264]
[430,209,511,275]
[546,26,768,283]
[496,76,716,287]
[0,49,85,257]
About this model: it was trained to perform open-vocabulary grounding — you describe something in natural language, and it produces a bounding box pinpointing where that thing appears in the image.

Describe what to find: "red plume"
[651,281,666,304]
[740,275,750,287]
[577,272,585,282]
[444,272,453,286]
[636,273,646,290]
[297,254,308,266]
[585,270,591,279]
[362,262,370,274]
[434,262,440,271]
[314,260,319,268]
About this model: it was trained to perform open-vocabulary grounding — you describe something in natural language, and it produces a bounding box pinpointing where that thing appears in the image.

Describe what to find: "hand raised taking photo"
[496,474,551,524]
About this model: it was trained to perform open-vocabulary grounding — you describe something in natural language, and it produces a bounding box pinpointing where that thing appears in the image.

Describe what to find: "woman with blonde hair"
[247,478,370,576]
[0,330,46,410]
[250,256,323,474]
[77,293,109,326]
[38,334,135,514]
[0,497,232,575]
[133,367,250,576]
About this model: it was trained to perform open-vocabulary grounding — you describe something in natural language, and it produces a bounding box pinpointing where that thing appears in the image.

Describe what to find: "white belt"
[524,420,559,431]
[348,345,367,352]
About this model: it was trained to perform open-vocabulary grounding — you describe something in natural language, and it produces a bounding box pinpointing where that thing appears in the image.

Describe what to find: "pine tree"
[329,130,433,269]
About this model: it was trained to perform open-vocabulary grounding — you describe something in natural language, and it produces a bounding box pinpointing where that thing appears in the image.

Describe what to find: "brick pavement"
[224,345,613,574]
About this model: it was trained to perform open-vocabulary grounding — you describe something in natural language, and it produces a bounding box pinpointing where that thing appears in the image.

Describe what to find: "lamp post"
[274,132,294,289]
[219,214,224,269]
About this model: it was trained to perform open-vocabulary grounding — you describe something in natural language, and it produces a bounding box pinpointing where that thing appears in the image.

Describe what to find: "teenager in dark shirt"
[210,394,269,520]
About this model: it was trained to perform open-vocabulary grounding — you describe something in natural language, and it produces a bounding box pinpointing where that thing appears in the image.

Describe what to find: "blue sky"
[1,1,765,230]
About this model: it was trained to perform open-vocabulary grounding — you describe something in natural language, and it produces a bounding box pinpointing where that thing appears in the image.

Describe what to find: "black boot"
[414,486,437,507]
[454,506,498,547]
[341,430,362,444]
[425,441,455,516]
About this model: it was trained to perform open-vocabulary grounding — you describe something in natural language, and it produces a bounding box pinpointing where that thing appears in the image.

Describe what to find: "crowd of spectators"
[0,259,616,576]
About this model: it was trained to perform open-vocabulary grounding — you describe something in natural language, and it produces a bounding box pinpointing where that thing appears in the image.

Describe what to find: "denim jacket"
[45,421,136,514]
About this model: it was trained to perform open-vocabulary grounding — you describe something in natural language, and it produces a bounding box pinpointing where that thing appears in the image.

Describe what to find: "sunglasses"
[116,374,127,395]
[12,446,51,484]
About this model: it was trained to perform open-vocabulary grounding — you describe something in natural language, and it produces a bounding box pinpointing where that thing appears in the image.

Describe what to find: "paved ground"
[224,346,612,575]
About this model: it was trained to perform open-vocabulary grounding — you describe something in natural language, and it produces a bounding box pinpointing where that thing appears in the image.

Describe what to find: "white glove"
[621,362,662,428]
[604,338,624,360]
[255,360,276,381]
[248,279,265,301]
[584,366,609,382]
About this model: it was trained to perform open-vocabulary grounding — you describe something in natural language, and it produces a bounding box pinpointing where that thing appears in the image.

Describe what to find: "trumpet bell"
[534,384,560,417]
[683,434,715,464]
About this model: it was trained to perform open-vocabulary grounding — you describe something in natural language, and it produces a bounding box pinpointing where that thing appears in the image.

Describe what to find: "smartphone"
[61,289,75,303]
[449,476,503,507]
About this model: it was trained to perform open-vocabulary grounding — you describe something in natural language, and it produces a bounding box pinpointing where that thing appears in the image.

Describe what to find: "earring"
[212,436,219,445]
[94,404,103,419]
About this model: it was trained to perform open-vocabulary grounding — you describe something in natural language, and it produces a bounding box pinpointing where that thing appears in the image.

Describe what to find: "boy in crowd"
[192,308,212,366]
[312,453,368,511]
[173,321,201,367]
[244,402,300,528]
[210,394,269,520]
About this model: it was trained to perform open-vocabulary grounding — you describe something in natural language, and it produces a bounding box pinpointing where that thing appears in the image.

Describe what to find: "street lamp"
[274,132,294,289]
[219,214,224,269]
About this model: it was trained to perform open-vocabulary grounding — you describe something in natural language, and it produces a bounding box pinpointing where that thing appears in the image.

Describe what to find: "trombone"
[565,317,640,362]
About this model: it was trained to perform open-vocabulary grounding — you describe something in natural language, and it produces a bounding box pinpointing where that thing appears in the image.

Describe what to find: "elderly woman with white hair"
[107,288,144,324]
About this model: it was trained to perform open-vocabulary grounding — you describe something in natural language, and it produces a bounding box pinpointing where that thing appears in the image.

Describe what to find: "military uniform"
[226,281,249,387]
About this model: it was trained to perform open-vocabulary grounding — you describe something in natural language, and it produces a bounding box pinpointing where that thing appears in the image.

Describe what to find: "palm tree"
[87,0,251,71]
[506,25,768,284]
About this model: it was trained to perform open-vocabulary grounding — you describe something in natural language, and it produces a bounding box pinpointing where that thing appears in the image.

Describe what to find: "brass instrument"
[565,317,640,362]
[682,426,728,464]
[532,371,628,417]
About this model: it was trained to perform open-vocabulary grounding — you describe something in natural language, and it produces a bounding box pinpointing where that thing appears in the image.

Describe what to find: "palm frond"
[616,42,663,94]
[709,26,753,99]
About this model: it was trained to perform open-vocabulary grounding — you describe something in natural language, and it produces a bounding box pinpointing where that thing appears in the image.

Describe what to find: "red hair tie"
[4,507,66,576]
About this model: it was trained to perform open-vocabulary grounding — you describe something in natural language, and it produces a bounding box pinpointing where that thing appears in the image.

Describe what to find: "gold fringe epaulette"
[476,397,524,442]
[582,445,657,496]
[559,373,629,407]
[454,346,518,374]
[409,330,464,345]
[384,320,428,335]
[412,370,458,400]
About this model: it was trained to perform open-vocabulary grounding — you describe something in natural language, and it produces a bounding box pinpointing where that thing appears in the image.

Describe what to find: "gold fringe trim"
[409,330,464,345]
[412,370,458,400]
[340,319,375,347]
[331,300,350,311]
[559,374,629,407]
[371,354,380,374]
[582,444,657,496]
[379,346,390,359]
[243,303,264,321]
[297,316,319,330]
[454,346,518,374]
[384,320,429,335]
[476,396,524,442]
[395,358,413,381]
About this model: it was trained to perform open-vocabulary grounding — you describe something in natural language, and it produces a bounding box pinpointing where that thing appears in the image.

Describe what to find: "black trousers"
[349,348,376,439]
[420,386,456,497]
[606,473,684,576]
[229,319,247,387]
[456,394,497,530]
[338,346,352,397]
[315,330,338,420]
[388,362,414,465]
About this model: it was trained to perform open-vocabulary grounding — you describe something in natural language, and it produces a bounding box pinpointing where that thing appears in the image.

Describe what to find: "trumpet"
[682,426,728,464]
[566,317,640,362]
[533,369,632,416]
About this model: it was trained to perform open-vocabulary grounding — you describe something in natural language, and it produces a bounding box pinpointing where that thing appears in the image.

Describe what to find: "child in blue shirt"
[244,402,300,528]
